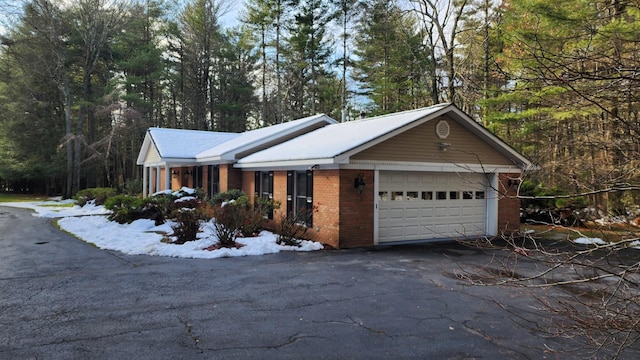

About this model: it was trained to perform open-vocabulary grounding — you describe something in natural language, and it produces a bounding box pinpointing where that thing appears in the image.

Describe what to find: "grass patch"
[522,223,640,243]
[0,193,49,203]
[39,203,75,208]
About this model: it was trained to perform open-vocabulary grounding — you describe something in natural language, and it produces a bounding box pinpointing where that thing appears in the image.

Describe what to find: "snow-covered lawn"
[0,199,323,258]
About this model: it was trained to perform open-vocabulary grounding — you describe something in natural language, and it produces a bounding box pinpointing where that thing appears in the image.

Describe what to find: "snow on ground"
[0,198,111,217]
[573,237,607,245]
[0,200,323,259]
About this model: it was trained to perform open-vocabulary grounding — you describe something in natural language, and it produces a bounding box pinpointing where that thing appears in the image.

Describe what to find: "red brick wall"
[220,164,243,192]
[497,173,521,234]
[338,169,375,248]
[241,171,255,198]
[272,171,288,221]
[312,170,341,248]
[235,168,375,249]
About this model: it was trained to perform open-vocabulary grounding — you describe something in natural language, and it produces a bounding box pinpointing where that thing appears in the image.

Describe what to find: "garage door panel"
[378,171,488,243]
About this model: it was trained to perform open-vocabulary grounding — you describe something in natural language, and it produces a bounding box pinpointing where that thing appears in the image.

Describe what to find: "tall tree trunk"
[63,74,73,198]
[275,0,282,123]
[482,0,490,126]
[261,24,267,126]
[341,7,347,122]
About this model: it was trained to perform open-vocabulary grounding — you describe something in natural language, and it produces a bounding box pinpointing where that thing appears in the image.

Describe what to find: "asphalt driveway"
[0,206,583,359]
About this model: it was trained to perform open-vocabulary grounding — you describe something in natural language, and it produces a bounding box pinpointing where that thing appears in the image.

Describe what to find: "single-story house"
[137,103,534,248]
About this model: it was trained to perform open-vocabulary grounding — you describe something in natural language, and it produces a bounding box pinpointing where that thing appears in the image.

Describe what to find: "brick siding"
[220,164,243,192]
[338,169,374,248]
[311,170,341,248]
[497,173,521,234]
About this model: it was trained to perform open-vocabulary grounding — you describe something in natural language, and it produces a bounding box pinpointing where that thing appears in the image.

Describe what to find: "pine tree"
[353,0,431,114]
[282,0,333,118]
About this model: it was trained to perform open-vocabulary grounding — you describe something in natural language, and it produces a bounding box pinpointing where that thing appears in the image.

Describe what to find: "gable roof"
[136,128,240,165]
[235,103,534,170]
[196,114,337,162]
[136,114,338,166]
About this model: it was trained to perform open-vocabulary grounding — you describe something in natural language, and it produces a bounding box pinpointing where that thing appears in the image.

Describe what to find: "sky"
[0,0,244,36]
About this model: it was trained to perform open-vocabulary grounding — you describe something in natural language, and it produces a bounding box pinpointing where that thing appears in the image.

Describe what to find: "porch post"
[155,166,161,194]
[142,165,148,197]
[149,167,155,195]
[165,164,171,191]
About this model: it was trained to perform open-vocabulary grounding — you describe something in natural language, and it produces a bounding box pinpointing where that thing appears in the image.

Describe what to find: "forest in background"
[0,0,638,214]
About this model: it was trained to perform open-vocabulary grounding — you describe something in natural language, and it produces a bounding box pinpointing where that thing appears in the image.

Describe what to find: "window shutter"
[254,171,260,197]
[305,170,313,227]
[267,171,274,220]
[286,171,294,218]
[268,171,274,197]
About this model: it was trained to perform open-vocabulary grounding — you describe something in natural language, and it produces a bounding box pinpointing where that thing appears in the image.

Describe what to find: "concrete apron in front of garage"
[0,206,617,359]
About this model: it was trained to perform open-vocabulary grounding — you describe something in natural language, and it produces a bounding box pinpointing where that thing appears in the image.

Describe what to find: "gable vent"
[436,120,450,139]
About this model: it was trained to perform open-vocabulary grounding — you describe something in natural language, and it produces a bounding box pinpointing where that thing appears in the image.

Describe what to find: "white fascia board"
[194,155,224,164]
[144,161,165,167]
[162,158,200,166]
[135,132,153,165]
[225,114,335,157]
[344,160,524,174]
[234,158,336,170]
[197,158,233,166]
[195,114,337,161]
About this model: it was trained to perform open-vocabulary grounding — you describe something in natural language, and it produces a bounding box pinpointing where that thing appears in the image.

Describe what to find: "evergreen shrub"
[74,187,117,206]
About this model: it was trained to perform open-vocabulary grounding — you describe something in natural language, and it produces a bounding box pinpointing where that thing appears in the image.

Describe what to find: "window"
[422,191,433,200]
[392,191,404,201]
[406,191,419,201]
[463,191,473,200]
[449,191,459,200]
[194,166,204,189]
[436,191,447,200]
[378,191,389,201]
[475,191,485,199]
[287,170,313,227]
[255,171,274,219]
[209,165,220,195]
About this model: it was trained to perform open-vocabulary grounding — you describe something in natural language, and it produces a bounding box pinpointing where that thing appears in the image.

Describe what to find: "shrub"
[209,191,279,240]
[237,196,280,237]
[104,189,210,227]
[171,207,205,244]
[210,189,244,205]
[276,207,316,247]
[104,195,145,224]
[170,196,212,244]
[121,179,142,196]
[211,200,245,247]
[136,196,169,225]
[75,187,117,206]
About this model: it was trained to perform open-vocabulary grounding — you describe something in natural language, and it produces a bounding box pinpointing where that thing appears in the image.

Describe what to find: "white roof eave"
[195,114,338,161]
[234,157,337,169]
[135,132,153,165]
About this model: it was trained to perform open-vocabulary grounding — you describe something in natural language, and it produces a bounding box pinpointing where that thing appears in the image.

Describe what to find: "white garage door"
[378,171,488,243]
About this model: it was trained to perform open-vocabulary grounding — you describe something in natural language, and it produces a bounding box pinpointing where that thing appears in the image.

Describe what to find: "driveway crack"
[178,316,203,354]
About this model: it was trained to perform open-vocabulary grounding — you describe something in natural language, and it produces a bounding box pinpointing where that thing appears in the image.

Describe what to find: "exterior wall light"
[439,142,451,151]
[354,173,366,194]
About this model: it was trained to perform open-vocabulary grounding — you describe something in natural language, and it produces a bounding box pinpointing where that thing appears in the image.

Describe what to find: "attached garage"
[377,171,495,243]
[142,103,535,249]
